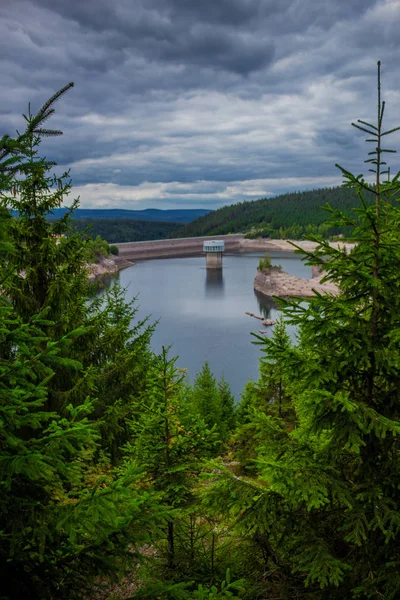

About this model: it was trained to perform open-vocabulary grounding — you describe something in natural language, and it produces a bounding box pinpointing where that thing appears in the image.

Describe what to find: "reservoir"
[115,251,310,400]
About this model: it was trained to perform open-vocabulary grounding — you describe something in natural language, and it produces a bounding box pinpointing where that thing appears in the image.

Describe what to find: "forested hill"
[47,207,211,223]
[173,186,376,239]
[71,218,181,243]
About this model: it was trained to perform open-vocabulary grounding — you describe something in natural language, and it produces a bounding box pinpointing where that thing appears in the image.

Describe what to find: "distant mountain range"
[44,208,211,223]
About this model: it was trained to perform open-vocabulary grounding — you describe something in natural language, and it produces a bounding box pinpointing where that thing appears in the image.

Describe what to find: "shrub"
[257,253,271,271]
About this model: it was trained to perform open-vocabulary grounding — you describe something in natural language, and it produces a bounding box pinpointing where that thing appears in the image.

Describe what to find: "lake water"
[114,252,310,400]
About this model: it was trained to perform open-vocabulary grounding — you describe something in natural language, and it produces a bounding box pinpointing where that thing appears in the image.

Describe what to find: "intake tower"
[203,240,225,269]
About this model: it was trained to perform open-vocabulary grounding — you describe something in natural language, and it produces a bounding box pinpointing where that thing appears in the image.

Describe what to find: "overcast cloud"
[1,0,400,209]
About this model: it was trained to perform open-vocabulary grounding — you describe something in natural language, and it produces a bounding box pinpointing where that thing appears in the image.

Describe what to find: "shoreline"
[250,239,355,298]
[254,266,338,298]
[87,255,134,280]
[91,237,355,282]
[240,238,355,253]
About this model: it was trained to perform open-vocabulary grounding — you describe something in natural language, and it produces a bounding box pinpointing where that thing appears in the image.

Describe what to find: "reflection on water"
[89,273,118,299]
[98,273,118,289]
[205,268,225,297]
[254,290,278,319]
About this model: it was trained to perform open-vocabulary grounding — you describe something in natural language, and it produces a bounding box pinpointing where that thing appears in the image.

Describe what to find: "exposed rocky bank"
[87,255,134,280]
[241,238,355,253]
[253,240,356,298]
[254,267,338,298]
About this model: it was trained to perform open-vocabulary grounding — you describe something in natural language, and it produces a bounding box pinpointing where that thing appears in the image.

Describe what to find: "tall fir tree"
[123,347,217,570]
[203,62,400,599]
[191,362,221,431]
[1,103,88,334]
[217,375,236,441]
[0,86,162,599]
[190,363,235,445]
[233,315,294,472]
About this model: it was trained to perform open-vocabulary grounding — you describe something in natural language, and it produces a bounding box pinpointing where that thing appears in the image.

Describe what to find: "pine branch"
[381,126,400,136]
[357,120,378,131]
[33,128,63,137]
[38,82,74,119]
[0,83,74,171]
[352,123,378,136]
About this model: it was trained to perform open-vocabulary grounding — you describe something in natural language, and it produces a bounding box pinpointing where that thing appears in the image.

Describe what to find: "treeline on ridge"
[174,186,376,239]
[69,217,181,243]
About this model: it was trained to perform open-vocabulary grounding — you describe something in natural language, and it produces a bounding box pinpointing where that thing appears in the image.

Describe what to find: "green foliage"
[190,363,236,444]
[83,282,156,460]
[0,111,88,334]
[257,252,271,270]
[5,59,400,600]
[131,569,245,599]
[203,61,400,599]
[257,253,280,271]
[110,244,119,255]
[0,81,74,182]
[120,353,243,593]
[0,87,162,599]
[217,376,236,440]
[0,267,162,599]
[191,362,220,431]
[174,186,375,239]
[233,316,294,472]
[124,347,217,506]
[70,217,181,243]
[123,348,217,569]
[86,233,110,262]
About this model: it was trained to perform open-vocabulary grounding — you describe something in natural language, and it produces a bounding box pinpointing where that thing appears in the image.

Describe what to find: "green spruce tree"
[191,362,221,431]
[123,347,217,571]
[1,102,88,334]
[204,61,400,599]
[217,375,235,441]
[191,363,235,445]
[0,86,162,599]
[233,315,293,472]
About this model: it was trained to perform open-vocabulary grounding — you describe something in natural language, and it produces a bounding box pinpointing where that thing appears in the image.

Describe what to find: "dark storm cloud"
[0,0,399,209]
[28,0,276,77]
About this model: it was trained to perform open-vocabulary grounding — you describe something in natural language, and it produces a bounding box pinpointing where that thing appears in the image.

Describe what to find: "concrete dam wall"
[115,234,244,261]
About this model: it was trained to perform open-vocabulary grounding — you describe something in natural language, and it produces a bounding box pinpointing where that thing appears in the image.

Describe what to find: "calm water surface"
[115,252,310,399]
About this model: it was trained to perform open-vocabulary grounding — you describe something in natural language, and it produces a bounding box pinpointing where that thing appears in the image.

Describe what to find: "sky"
[1,0,400,210]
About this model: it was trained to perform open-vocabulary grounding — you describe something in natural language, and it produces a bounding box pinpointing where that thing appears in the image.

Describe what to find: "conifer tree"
[0,290,163,599]
[0,85,155,441]
[233,315,293,471]
[191,362,221,431]
[217,376,236,441]
[0,87,162,599]
[1,103,88,334]
[123,347,217,570]
[204,62,400,599]
[80,282,156,460]
[0,82,74,181]
[191,363,235,445]
[249,315,292,419]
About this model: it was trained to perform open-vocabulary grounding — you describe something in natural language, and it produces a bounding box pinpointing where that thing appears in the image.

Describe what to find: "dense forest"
[70,217,181,243]
[47,208,210,225]
[3,64,400,600]
[46,207,211,222]
[174,186,376,239]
